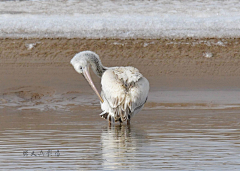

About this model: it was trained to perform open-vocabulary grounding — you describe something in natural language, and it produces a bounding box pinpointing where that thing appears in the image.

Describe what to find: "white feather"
[101,67,149,121]
[71,51,149,124]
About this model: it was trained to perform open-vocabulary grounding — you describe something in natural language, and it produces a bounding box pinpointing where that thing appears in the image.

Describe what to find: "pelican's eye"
[79,66,83,70]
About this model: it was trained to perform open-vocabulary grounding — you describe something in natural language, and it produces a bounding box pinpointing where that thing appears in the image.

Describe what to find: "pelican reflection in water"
[70,51,149,125]
[101,125,147,169]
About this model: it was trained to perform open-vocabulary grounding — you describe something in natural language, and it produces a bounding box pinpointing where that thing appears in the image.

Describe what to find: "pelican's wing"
[101,68,149,120]
[125,77,149,114]
[101,69,126,109]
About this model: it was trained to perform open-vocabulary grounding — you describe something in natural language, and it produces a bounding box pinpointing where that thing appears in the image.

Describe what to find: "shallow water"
[1,107,240,170]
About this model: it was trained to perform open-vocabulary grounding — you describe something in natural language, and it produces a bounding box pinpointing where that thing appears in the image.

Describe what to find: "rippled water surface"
[1,108,240,170]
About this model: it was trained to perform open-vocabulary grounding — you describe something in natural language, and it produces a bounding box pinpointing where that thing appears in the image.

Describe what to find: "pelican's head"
[70,51,104,103]
[70,51,91,74]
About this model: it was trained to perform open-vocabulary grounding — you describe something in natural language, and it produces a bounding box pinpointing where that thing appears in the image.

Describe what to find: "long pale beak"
[82,67,104,103]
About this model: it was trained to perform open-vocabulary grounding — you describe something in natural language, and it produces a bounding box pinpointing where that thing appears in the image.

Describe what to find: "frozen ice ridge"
[0,0,240,39]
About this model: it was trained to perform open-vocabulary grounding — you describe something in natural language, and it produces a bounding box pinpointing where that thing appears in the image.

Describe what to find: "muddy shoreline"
[1,38,240,110]
[1,38,240,76]
[1,38,240,170]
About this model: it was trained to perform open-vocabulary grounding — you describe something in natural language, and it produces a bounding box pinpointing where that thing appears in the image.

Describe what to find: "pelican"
[70,51,149,125]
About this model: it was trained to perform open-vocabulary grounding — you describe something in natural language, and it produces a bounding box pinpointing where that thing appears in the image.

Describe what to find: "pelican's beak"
[82,67,104,103]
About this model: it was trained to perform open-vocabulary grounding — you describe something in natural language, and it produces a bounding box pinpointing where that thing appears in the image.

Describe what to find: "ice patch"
[113,42,125,46]
[143,42,155,47]
[203,52,213,58]
[25,42,41,50]
[1,14,240,39]
[0,1,240,38]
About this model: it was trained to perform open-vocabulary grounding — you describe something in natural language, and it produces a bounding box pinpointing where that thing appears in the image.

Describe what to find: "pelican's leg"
[127,119,130,126]
[108,115,115,127]
[119,119,122,126]
[127,115,131,126]
[108,115,112,127]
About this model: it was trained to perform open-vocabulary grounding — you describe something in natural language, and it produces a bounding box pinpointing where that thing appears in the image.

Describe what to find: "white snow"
[0,0,240,39]
[203,52,213,58]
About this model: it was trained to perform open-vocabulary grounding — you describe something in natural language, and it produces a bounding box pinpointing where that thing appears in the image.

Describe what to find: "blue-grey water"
[1,107,240,170]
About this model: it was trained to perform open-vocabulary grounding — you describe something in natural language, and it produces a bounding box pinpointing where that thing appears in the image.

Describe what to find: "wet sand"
[1,38,240,170]
[1,38,240,110]
[1,38,240,89]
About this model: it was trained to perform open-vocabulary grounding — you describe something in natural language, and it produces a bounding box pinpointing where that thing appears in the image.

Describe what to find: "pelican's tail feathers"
[118,106,131,122]
[100,111,109,120]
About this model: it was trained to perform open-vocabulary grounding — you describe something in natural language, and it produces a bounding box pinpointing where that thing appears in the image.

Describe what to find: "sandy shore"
[1,38,240,170]
[0,38,240,110]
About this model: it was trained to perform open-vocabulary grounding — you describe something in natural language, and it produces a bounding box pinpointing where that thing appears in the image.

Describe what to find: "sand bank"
[0,38,240,110]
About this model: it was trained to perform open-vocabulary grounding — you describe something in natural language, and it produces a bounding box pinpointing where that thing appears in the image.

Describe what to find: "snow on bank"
[0,0,240,39]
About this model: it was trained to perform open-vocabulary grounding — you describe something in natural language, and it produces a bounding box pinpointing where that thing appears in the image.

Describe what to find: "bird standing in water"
[70,51,149,126]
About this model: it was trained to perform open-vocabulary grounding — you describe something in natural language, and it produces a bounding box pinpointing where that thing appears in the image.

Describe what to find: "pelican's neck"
[87,53,107,77]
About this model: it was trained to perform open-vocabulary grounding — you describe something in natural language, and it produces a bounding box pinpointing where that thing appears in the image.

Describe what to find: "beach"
[1,37,240,85]
[1,1,240,169]
[1,38,240,109]
[1,38,240,170]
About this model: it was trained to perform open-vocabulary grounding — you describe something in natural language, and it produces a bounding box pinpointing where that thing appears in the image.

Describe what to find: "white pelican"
[70,51,149,125]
